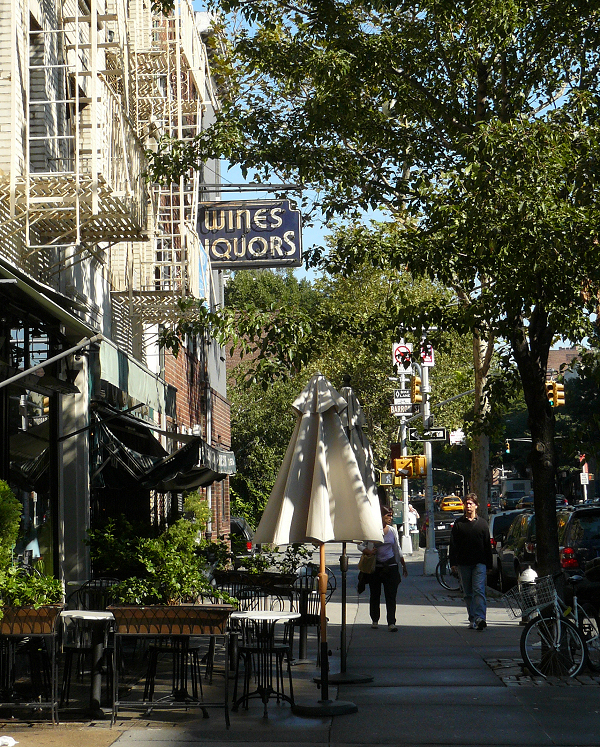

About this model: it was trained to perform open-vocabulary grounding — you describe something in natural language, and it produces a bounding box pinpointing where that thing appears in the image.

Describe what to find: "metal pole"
[340,543,348,673]
[421,364,438,575]
[400,419,412,555]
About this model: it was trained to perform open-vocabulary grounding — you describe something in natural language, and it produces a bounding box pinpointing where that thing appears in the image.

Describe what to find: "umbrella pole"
[328,543,373,685]
[318,542,329,701]
[291,543,358,717]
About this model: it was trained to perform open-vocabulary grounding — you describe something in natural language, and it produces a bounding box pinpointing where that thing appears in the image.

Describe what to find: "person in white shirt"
[360,505,408,632]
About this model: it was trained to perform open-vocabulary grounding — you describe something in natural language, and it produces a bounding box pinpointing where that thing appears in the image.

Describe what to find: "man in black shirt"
[449,493,493,630]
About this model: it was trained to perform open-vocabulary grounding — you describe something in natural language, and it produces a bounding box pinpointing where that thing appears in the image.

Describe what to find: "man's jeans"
[458,563,487,622]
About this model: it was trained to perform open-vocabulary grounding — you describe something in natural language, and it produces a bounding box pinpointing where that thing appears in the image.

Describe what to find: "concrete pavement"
[3,544,600,746]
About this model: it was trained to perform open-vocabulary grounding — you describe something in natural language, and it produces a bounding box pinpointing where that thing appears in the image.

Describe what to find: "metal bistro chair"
[60,578,120,707]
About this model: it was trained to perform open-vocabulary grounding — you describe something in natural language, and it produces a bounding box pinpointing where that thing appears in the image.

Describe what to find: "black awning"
[141,439,236,493]
[91,404,168,489]
[91,403,236,492]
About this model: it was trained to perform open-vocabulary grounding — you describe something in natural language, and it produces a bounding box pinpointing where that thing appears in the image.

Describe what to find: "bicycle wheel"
[578,603,600,672]
[521,615,586,677]
[435,562,461,591]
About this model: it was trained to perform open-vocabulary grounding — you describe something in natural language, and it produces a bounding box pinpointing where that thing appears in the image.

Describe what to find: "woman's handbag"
[357,552,376,574]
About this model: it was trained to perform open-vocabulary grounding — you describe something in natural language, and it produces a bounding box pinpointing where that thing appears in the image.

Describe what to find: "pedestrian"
[408,503,420,552]
[359,504,408,632]
[449,492,493,631]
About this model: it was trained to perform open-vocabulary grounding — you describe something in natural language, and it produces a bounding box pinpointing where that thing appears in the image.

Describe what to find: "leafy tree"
[225,265,475,524]
[151,0,600,577]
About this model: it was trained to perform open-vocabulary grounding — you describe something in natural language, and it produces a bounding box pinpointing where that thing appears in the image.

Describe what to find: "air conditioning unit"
[192,425,202,436]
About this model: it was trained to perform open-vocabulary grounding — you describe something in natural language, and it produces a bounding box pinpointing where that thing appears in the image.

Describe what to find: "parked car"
[230,516,255,565]
[488,509,527,589]
[440,495,464,512]
[496,511,536,590]
[419,511,461,548]
[500,490,526,510]
[555,494,569,508]
[516,493,535,509]
[558,506,600,574]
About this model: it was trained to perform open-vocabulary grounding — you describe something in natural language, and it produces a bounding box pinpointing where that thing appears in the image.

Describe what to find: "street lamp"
[433,468,465,497]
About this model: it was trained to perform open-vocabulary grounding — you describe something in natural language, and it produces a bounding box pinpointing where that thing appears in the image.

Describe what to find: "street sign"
[392,342,412,370]
[408,427,448,441]
[421,342,435,367]
[390,403,413,415]
[581,473,589,485]
[393,389,411,403]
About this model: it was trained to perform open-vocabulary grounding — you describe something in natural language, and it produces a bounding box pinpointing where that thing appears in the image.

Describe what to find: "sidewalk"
[3,545,600,747]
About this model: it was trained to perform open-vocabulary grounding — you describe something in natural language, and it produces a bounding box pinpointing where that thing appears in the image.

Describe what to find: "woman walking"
[360,505,408,631]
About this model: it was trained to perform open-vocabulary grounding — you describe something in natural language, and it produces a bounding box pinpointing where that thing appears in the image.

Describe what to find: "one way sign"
[408,428,447,442]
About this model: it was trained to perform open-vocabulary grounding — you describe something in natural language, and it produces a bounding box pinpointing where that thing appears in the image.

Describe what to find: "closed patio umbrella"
[327,381,378,684]
[254,373,383,715]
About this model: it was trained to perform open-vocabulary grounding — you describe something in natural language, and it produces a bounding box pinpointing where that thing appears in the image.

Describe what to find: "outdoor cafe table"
[230,610,300,717]
[108,604,233,727]
[59,609,114,719]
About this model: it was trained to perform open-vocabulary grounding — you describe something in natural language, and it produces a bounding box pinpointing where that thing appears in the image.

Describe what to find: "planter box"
[108,604,233,636]
[0,605,64,635]
[213,570,297,591]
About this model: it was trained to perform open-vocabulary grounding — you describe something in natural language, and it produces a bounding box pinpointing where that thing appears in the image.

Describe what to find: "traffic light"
[553,382,565,408]
[410,375,422,404]
[392,455,427,480]
[393,457,413,478]
[42,397,50,416]
[504,439,510,454]
[546,380,566,408]
[412,455,427,477]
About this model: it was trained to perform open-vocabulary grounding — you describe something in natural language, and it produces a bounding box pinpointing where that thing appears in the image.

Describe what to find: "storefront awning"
[0,259,96,343]
[92,404,236,492]
[141,438,236,493]
[99,340,176,419]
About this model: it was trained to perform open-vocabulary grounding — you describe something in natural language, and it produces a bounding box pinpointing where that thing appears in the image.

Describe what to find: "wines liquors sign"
[199,200,302,269]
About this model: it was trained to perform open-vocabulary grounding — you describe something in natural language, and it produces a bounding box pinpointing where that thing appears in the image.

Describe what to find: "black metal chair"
[292,566,336,664]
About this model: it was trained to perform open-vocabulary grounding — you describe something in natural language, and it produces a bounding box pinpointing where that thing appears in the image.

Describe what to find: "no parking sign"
[392,342,412,369]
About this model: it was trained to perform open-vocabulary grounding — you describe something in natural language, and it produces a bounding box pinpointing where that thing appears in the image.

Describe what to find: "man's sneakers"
[473,618,487,631]
[388,624,398,632]
[371,622,379,629]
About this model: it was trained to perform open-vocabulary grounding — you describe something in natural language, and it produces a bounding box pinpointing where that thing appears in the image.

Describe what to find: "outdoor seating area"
[0,567,334,725]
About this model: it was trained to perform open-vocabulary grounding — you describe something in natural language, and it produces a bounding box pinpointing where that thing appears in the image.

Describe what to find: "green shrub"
[0,481,22,570]
[0,567,63,607]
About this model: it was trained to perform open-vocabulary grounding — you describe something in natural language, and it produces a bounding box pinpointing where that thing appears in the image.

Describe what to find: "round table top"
[60,609,115,621]
[230,610,300,622]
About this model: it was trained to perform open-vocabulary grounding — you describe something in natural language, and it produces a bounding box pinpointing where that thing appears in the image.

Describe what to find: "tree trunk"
[471,431,490,521]
[471,327,492,520]
[511,318,560,580]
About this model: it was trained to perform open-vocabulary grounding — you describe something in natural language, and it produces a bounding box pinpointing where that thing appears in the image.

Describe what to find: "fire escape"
[110,0,218,333]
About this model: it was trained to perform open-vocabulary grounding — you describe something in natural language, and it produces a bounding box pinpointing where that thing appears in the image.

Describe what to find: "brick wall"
[163,345,231,539]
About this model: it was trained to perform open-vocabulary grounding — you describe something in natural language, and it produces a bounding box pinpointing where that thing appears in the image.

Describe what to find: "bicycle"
[562,575,600,672]
[435,545,462,592]
[503,574,589,677]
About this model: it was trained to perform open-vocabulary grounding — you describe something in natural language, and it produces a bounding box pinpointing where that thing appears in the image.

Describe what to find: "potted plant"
[0,480,63,634]
[99,492,234,637]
